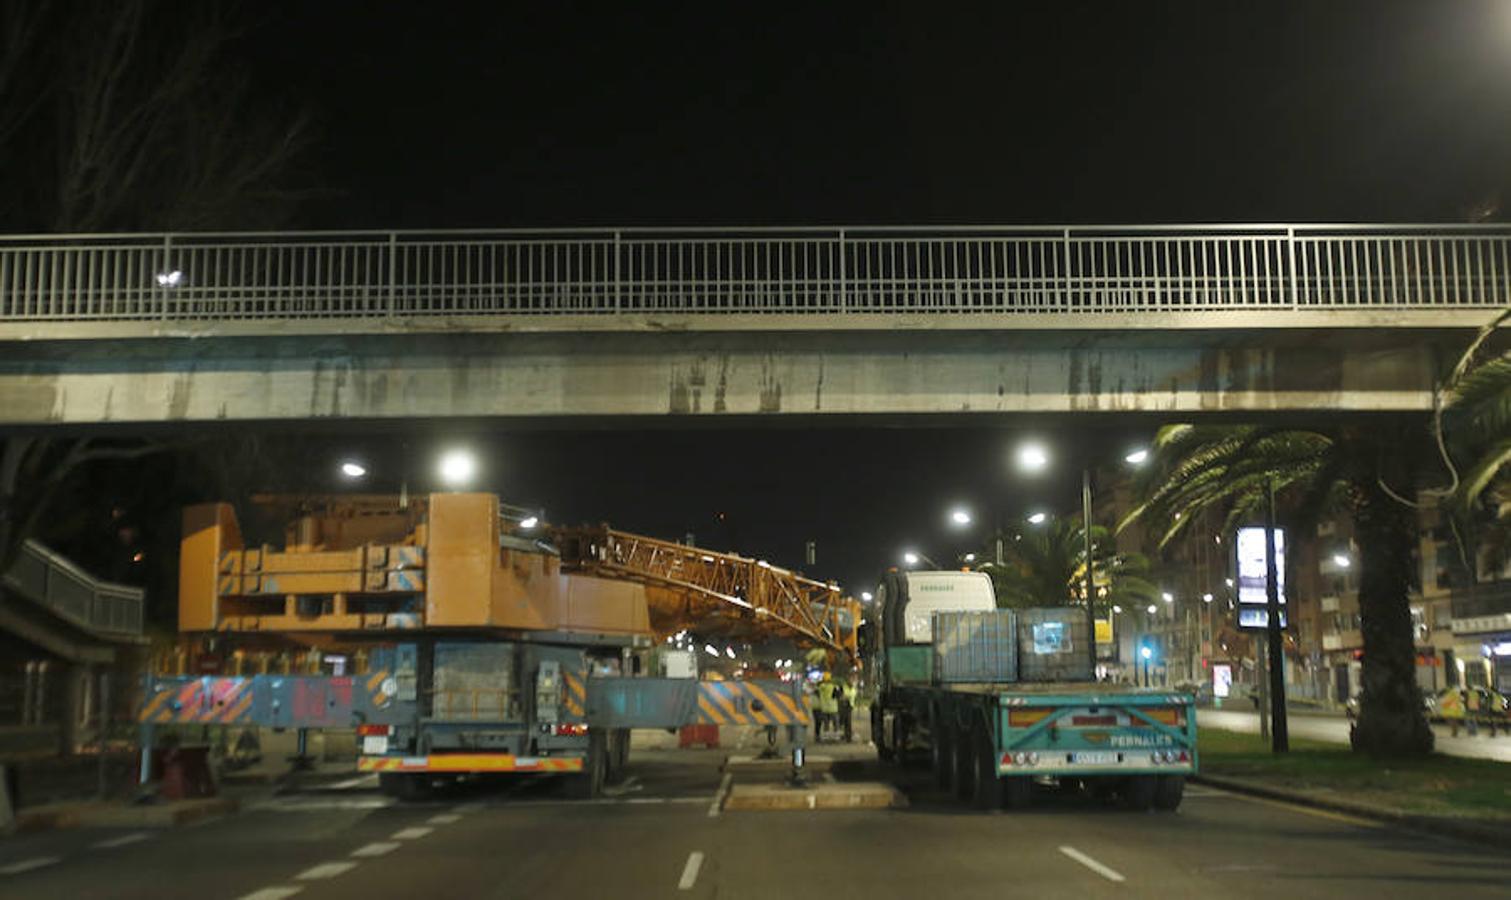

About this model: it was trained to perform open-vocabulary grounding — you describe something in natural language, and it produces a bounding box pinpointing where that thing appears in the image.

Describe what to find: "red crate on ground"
[678,724,719,749]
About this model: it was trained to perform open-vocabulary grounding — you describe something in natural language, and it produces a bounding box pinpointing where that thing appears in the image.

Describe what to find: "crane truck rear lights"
[356,724,393,737]
[553,723,588,737]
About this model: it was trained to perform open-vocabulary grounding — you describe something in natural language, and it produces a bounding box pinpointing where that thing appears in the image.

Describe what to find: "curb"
[1193,774,1511,854]
[723,782,906,811]
[11,795,239,833]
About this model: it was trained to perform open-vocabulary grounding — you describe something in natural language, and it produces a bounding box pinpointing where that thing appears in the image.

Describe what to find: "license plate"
[1072,751,1118,765]
[362,736,389,755]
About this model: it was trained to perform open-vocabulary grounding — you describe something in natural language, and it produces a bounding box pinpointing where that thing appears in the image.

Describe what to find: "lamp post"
[1016,442,1149,677]
[902,550,940,569]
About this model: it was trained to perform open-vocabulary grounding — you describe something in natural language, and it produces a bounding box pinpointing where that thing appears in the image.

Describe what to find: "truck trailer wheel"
[873,707,894,762]
[931,716,953,789]
[952,724,974,801]
[1002,775,1032,810]
[1153,775,1185,811]
[1121,775,1157,811]
[971,724,1008,811]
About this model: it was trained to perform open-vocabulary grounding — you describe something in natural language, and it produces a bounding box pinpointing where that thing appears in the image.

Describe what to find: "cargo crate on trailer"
[933,610,1017,683]
[1015,607,1093,682]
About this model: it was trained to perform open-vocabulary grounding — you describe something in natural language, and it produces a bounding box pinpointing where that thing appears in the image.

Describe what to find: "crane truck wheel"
[1121,774,1157,811]
[1153,774,1185,811]
[378,772,432,802]
[564,730,607,799]
[970,722,1008,811]
[613,728,631,776]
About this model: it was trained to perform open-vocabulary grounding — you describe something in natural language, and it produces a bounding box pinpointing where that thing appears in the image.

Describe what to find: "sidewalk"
[1198,708,1511,762]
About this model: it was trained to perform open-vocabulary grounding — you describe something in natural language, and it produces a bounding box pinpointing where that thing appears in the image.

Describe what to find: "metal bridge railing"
[3,539,145,636]
[2,226,1509,322]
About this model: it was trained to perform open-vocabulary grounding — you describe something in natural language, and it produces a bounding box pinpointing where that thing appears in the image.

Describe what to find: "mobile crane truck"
[868,570,1197,810]
[139,493,854,799]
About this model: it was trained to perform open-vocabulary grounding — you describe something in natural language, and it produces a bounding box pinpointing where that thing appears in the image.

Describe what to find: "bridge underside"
[0,324,1461,426]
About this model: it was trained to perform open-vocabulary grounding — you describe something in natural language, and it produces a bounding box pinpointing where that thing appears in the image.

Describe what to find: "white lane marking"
[328,775,376,790]
[392,826,434,840]
[351,842,401,858]
[1058,846,1126,883]
[93,832,151,849]
[708,772,733,818]
[0,851,60,875]
[0,857,61,875]
[250,798,394,812]
[427,813,462,825]
[678,851,705,891]
[602,775,643,797]
[451,802,484,814]
[235,889,303,900]
[296,861,358,880]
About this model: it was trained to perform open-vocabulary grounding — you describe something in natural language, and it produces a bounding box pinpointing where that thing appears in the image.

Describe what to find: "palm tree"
[979,517,1159,616]
[1122,423,1435,758]
[1442,310,1511,559]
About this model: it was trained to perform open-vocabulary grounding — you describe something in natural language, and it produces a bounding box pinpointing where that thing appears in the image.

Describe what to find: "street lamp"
[339,461,367,479]
[949,508,973,527]
[1124,448,1150,466]
[860,591,873,602]
[1026,511,1048,525]
[519,515,539,530]
[1332,553,1351,568]
[1015,442,1050,473]
[437,449,477,488]
[902,550,940,568]
[1162,591,1174,604]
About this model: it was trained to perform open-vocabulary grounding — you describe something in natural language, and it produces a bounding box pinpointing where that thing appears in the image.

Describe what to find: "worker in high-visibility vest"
[838,677,858,743]
[816,674,841,741]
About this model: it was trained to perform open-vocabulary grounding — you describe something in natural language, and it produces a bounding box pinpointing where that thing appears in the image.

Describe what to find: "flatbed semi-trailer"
[878,681,1196,809]
[868,570,1197,811]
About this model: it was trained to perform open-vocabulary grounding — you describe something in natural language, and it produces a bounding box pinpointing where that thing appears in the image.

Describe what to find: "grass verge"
[1198,727,1511,820]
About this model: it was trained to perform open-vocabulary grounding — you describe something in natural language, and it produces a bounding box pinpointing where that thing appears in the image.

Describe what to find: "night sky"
[252,1,1511,229]
[85,2,1511,605]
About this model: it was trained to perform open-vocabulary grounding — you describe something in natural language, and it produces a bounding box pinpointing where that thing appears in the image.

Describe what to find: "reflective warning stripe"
[138,688,172,722]
[694,681,807,725]
[365,670,389,693]
[563,671,586,718]
[217,691,254,724]
[194,679,249,723]
[357,754,584,773]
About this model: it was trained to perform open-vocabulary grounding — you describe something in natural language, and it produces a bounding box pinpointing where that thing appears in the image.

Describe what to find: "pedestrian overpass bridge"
[0,225,1506,426]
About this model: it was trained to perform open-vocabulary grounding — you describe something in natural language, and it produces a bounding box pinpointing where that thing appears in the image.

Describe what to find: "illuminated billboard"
[1235,526,1287,631]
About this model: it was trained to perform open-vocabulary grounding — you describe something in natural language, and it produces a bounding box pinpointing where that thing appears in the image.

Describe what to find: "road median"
[1197,727,1511,853]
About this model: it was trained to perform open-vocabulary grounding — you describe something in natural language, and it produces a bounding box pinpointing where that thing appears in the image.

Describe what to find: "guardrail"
[3,540,144,636]
[1,225,1509,322]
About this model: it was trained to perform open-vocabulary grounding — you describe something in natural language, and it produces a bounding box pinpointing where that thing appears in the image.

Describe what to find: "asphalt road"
[1,746,1506,900]
[1198,708,1511,762]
